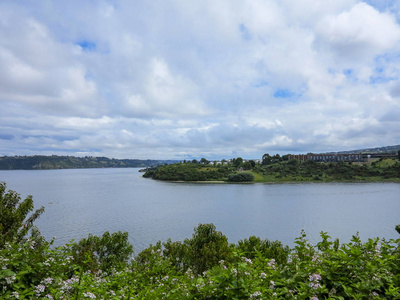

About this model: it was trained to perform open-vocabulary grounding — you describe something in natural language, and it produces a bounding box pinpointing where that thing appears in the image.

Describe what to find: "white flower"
[6,275,16,284]
[250,291,262,299]
[35,284,46,294]
[83,292,96,299]
[270,280,275,289]
[42,277,54,285]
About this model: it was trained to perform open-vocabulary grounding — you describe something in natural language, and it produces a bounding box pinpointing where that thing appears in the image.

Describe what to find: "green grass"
[375,158,397,168]
[249,171,265,182]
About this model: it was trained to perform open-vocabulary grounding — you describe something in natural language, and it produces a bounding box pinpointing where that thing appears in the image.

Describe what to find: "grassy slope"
[250,159,400,183]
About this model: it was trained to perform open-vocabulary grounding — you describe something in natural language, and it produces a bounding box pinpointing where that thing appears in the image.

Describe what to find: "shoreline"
[149,178,400,184]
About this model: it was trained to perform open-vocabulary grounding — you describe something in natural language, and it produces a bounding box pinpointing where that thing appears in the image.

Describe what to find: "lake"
[1,168,399,253]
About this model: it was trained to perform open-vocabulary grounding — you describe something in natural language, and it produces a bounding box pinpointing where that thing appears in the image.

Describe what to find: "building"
[289,152,399,162]
[289,153,364,162]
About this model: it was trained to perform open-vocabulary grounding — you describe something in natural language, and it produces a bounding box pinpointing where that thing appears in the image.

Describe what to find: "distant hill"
[329,145,400,154]
[0,155,180,170]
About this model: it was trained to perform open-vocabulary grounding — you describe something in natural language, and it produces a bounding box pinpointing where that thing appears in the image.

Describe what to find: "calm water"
[1,168,399,253]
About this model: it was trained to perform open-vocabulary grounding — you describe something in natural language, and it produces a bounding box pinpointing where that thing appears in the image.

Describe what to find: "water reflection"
[1,169,399,252]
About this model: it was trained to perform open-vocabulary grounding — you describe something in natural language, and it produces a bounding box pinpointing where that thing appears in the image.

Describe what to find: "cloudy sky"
[1,0,400,160]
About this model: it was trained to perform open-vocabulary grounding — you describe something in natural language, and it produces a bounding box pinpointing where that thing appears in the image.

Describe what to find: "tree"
[242,161,253,170]
[262,153,272,165]
[232,157,243,168]
[185,223,232,274]
[200,158,210,165]
[236,236,290,264]
[0,182,44,248]
[398,150,400,160]
[272,154,282,163]
[71,231,133,272]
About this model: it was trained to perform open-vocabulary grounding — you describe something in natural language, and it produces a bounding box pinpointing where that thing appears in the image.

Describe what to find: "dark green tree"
[262,153,272,165]
[185,223,232,274]
[236,236,290,264]
[162,239,189,271]
[242,161,253,170]
[232,157,243,168]
[0,182,44,248]
[200,158,210,165]
[71,231,133,272]
[272,154,282,163]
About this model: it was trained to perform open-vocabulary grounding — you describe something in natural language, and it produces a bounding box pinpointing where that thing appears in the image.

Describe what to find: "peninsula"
[143,150,400,183]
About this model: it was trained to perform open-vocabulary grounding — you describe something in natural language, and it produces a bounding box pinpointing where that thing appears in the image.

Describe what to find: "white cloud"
[315,3,400,62]
[0,0,400,159]
[0,9,105,117]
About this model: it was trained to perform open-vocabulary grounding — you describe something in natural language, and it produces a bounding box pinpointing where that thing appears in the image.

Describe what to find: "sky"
[1,0,400,160]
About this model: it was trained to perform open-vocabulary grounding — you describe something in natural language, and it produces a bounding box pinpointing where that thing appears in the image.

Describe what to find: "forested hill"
[0,155,179,170]
[331,144,400,154]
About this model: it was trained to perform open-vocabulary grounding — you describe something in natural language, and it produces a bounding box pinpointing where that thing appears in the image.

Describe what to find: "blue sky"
[0,0,400,160]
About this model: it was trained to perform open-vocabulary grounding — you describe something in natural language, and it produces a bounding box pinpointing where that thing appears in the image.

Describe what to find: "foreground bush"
[71,231,133,273]
[1,226,400,299]
[0,182,44,248]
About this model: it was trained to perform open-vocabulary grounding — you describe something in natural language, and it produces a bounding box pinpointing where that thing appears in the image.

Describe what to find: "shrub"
[0,182,45,249]
[71,231,133,272]
[236,235,290,264]
[227,172,255,182]
[185,223,233,274]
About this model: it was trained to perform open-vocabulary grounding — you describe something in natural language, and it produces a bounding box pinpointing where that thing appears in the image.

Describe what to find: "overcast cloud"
[1,0,400,160]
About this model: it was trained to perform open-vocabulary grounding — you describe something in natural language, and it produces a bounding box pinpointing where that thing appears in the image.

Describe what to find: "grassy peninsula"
[143,156,400,183]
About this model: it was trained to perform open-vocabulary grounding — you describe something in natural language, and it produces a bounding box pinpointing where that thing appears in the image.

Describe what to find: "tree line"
[0,155,178,170]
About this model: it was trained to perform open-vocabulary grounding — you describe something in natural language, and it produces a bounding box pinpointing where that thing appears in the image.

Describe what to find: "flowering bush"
[1,226,400,299]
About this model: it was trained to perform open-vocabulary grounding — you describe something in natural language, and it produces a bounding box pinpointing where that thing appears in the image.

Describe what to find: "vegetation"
[148,162,231,181]
[70,231,133,273]
[227,172,255,182]
[144,155,400,183]
[334,144,400,155]
[1,183,400,299]
[253,158,400,182]
[0,182,44,248]
[0,155,179,170]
